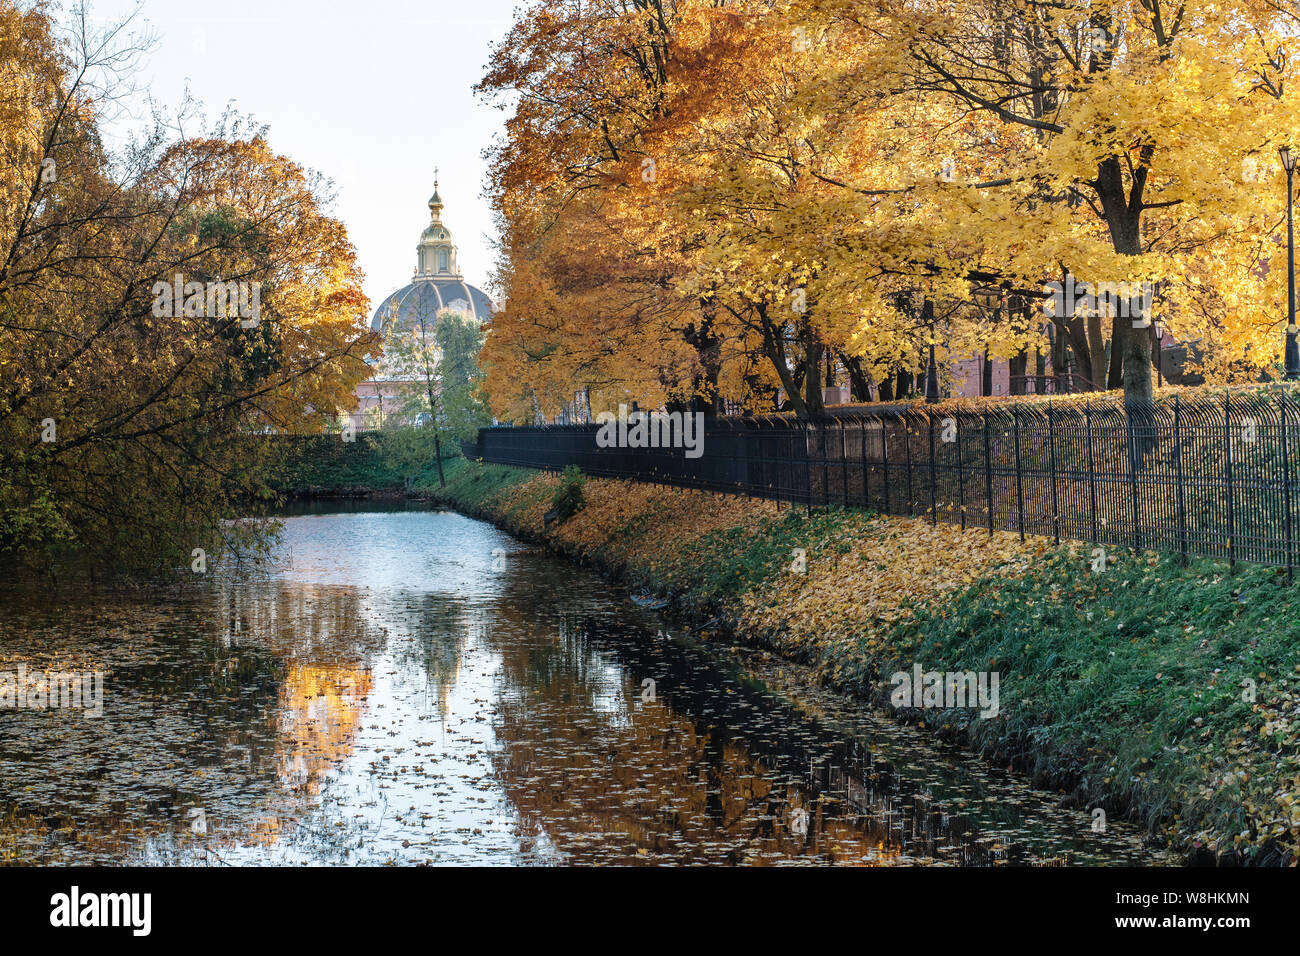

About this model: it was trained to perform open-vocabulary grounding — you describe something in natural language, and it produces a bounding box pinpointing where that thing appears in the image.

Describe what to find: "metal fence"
[463,389,1300,573]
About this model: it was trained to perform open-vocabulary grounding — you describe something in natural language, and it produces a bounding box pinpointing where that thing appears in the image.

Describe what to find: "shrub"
[551,465,586,522]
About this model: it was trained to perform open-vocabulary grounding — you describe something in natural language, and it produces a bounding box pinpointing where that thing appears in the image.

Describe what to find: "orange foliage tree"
[480,0,1300,418]
[0,3,377,572]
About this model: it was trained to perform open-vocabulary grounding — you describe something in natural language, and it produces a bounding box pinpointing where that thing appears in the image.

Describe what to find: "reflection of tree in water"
[389,592,472,728]
[481,610,907,865]
[0,580,387,863]
[211,582,387,855]
[217,580,387,663]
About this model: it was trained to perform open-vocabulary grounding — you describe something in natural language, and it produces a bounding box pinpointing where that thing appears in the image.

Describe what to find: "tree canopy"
[477,0,1300,419]
[0,2,377,573]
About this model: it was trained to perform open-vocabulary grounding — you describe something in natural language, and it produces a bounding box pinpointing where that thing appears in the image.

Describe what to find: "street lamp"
[924,340,940,403]
[1155,322,1164,389]
[921,300,944,403]
[973,286,1003,397]
[1279,146,1300,379]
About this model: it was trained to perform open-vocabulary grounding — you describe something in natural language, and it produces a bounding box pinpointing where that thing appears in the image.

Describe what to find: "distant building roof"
[370,179,494,334]
[371,277,494,333]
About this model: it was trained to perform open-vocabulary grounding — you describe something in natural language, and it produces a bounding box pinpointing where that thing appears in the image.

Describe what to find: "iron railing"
[463,389,1300,573]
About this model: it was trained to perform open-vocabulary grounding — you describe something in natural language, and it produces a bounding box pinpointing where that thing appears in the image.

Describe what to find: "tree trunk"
[841,353,873,402]
[1095,156,1154,408]
[1121,314,1153,405]
[1009,349,1027,395]
[1052,321,1067,381]
[803,339,826,418]
[1107,315,1126,390]
[756,305,803,417]
[685,306,722,417]
[1088,312,1106,390]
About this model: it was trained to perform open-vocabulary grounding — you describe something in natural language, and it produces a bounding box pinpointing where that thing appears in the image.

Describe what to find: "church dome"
[371,180,494,334]
[371,278,494,334]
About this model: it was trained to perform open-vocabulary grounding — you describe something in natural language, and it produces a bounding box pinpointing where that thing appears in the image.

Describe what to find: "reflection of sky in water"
[267,510,511,598]
[0,508,1167,866]
[576,651,632,726]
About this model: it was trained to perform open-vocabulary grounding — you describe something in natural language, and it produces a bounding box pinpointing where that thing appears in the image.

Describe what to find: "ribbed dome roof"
[371,277,494,334]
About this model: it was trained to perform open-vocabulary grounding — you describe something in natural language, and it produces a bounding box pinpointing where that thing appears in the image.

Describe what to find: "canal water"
[0,504,1166,865]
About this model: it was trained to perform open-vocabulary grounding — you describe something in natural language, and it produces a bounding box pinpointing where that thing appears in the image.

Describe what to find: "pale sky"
[87,0,522,315]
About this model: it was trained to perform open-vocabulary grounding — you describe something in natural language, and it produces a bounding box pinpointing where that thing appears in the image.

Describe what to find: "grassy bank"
[262,434,458,496]
[427,459,1300,865]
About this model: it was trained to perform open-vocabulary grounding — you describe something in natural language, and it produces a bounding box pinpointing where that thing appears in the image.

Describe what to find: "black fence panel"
[465,391,1300,572]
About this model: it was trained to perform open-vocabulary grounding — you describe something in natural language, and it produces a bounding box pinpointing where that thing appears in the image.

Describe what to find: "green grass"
[263,434,465,496]
[861,552,1300,863]
[642,506,863,617]
[420,457,538,514]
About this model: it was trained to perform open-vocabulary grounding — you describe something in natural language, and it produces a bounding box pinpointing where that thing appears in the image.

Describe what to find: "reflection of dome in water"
[370,182,493,335]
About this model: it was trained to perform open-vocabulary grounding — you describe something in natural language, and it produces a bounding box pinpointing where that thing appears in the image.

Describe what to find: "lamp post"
[1280,146,1300,379]
[925,345,939,402]
[1155,322,1164,388]
[924,336,940,404]
[973,286,1003,397]
[1046,321,1056,393]
[922,298,940,403]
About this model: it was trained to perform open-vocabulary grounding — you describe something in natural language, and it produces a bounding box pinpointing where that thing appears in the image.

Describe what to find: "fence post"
[764,419,780,510]
[734,419,744,498]
[821,418,831,509]
[905,415,915,517]
[1048,399,1060,545]
[983,408,994,537]
[1283,394,1295,582]
[1085,401,1098,544]
[927,413,938,526]
[840,419,849,507]
[1128,403,1141,553]
[804,420,813,515]
[1225,391,1235,568]
[881,417,891,516]
[955,414,966,532]
[1174,396,1188,564]
[1012,406,1025,542]
[860,419,870,510]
